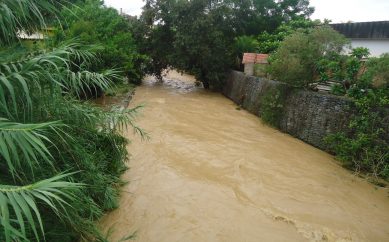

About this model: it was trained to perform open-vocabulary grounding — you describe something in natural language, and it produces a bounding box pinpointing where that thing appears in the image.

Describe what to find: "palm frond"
[0,1,139,241]
[0,119,63,177]
[0,173,82,242]
[0,44,119,118]
[46,99,147,139]
[105,105,149,139]
[0,0,57,45]
[63,70,119,97]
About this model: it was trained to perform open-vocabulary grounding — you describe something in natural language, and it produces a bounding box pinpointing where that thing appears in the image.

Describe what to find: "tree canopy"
[135,0,314,89]
[55,0,147,84]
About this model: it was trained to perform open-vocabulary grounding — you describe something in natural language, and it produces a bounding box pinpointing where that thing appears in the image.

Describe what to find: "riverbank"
[223,71,355,151]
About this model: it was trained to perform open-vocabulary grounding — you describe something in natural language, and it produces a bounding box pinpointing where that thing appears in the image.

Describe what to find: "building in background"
[331,21,389,57]
[242,53,269,77]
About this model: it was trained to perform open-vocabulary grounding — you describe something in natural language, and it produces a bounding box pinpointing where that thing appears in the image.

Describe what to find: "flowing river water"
[100,72,389,242]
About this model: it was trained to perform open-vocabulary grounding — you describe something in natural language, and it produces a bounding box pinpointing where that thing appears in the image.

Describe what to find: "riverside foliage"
[54,0,148,85]
[267,26,349,87]
[134,0,314,90]
[263,24,388,180]
[0,1,142,241]
[325,55,389,181]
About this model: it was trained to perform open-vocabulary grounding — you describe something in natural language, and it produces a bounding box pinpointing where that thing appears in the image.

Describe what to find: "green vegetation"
[232,18,319,73]
[317,47,370,90]
[234,36,260,69]
[260,85,291,127]
[325,55,389,181]
[0,1,142,241]
[254,19,388,181]
[267,26,349,87]
[55,0,147,85]
[135,0,314,90]
[234,36,260,55]
[256,18,319,54]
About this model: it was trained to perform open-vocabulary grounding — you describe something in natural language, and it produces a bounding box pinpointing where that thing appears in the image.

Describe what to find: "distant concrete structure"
[242,53,269,76]
[331,21,389,57]
[17,31,45,40]
[120,8,138,21]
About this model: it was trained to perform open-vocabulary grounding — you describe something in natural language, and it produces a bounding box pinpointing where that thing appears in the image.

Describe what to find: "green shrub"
[325,55,389,181]
[363,53,389,88]
[268,26,349,87]
[316,47,369,89]
[234,36,260,70]
[330,83,347,96]
[260,84,290,127]
[234,36,259,54]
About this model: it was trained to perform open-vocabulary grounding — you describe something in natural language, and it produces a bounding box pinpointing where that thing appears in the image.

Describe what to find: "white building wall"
[350,39,389,57]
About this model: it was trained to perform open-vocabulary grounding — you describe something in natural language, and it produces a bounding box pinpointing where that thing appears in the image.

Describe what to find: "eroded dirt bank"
[100,72,389,242]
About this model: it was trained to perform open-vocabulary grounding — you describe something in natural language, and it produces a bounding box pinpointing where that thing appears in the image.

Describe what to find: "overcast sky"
[104,0,389,23]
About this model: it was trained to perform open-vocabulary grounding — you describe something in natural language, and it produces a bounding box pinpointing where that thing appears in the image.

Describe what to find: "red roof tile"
[242,53,256,64]
[255,54,269,64]
[242,53,269,64]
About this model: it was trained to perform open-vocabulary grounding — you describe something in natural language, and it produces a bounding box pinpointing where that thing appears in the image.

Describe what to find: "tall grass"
[0,1,141,241]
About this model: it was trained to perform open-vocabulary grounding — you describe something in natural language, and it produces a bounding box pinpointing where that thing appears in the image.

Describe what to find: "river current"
[100,71,389,242]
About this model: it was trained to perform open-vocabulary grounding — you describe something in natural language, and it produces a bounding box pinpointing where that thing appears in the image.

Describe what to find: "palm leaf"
[0,173,82,242]
[63,69,120,97]
[0,0,58,45]
[0,119,63,177]
[0,43,119,118]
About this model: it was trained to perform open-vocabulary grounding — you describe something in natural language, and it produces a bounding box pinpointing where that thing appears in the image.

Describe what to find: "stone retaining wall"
[223,71,355,150]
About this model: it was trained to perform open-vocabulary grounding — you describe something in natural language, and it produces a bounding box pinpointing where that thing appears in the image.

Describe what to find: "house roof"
[242,53,269,64]
[330,21,389,39]
[255,54,269,64]
[242,53,256,64]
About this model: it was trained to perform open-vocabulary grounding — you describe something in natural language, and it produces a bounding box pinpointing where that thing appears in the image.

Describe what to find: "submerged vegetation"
[0,0,142,241]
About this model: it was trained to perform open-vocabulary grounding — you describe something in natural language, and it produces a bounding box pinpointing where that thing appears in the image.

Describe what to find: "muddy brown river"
[100,72,389,242]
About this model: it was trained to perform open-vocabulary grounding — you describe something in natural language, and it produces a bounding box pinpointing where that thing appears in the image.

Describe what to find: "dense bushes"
[55,0,147,85]
[364,53,389,88]
[325,55,389,181]
[268,26,349,87]
[0,1,141,241]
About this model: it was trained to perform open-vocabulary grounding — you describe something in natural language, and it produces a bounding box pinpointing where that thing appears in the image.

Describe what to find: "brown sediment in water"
[100,71,389,242]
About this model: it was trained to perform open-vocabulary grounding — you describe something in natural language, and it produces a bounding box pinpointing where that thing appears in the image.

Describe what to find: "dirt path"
[100,72,389,242]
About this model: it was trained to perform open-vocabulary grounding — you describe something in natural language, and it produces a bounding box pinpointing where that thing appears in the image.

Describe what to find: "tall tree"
[136,0,314,89]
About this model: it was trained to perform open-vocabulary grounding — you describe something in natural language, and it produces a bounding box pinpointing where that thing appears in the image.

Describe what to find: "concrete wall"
[350,39,389,57]
[223,71,355,150]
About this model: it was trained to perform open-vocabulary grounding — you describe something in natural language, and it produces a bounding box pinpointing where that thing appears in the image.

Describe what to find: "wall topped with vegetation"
[223,71,355,151]
[247,24,389,181]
